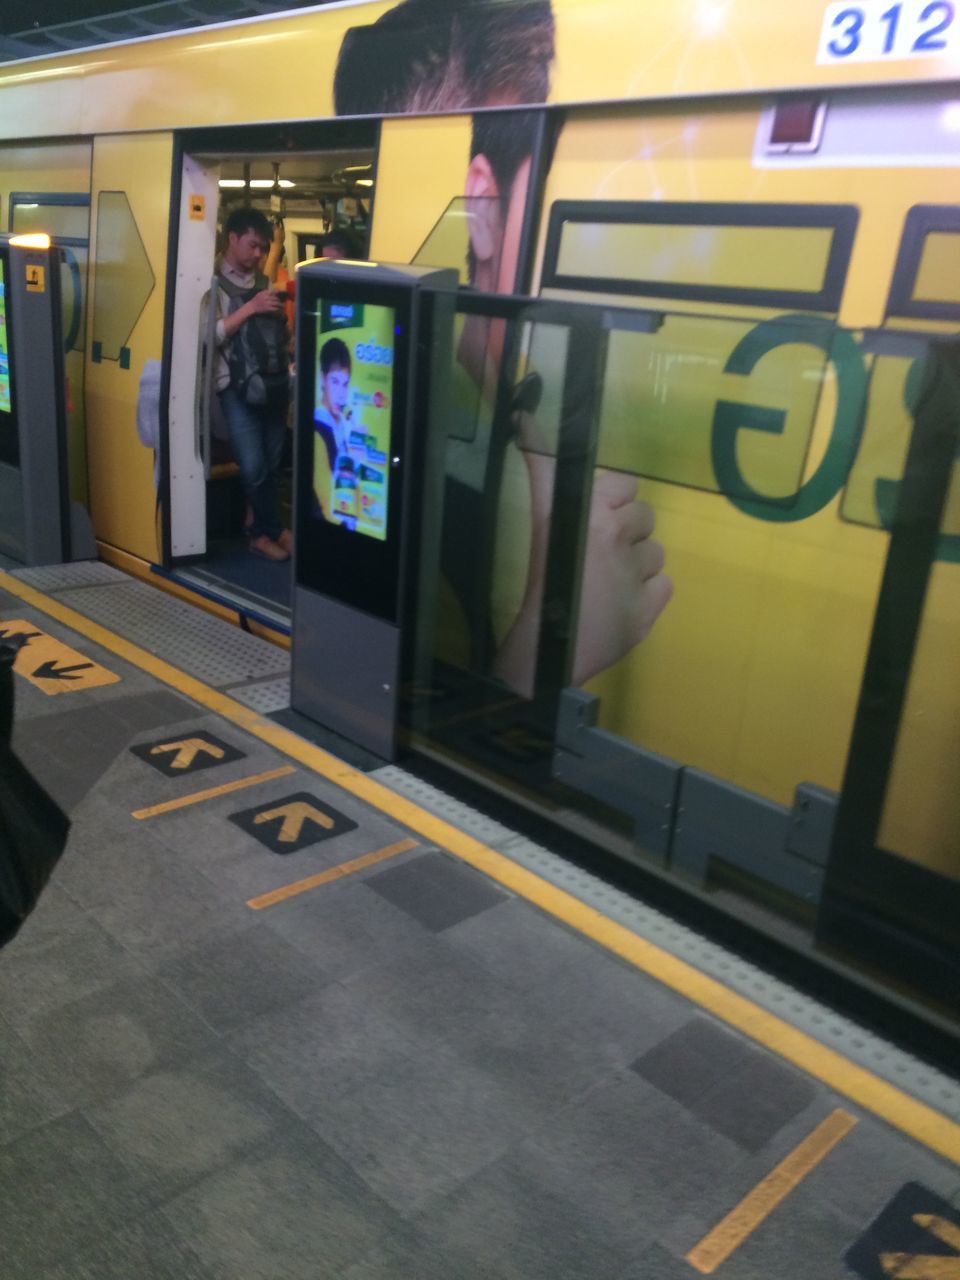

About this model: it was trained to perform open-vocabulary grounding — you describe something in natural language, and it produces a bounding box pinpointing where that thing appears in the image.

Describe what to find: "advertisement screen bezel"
[295,275,412,623]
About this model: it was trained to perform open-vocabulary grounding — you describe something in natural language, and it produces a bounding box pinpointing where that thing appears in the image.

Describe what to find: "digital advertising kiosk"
[0,232,93,566]
[290,260,457,759]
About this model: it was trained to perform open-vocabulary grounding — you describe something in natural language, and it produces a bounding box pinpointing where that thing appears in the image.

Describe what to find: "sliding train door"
[86,132,174,563]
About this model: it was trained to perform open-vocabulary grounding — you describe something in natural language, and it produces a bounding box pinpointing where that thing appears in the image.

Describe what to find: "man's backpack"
[217,271,289,410]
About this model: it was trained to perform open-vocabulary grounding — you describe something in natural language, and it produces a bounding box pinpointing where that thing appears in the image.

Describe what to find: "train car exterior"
[0,0,957,1037]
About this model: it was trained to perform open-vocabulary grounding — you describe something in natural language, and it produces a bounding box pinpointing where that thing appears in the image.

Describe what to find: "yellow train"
[0,0,957,1020]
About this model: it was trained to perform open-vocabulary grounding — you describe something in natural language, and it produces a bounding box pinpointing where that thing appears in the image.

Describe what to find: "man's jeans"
[218,386,286,541]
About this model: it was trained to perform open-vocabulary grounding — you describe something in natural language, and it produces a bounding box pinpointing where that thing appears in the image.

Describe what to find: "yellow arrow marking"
[881,1214,960,1278]
[0,619,119,695]
[254,801,335,843]
[150,738,225,770]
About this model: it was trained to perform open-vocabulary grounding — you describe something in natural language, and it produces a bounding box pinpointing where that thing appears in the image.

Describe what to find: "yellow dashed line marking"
[686,1108,859,1273]
[247,837,419,910]
[2,567,958,1167]
[132,765,296,819]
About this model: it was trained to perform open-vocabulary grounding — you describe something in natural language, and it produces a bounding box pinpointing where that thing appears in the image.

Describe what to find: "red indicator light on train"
[770,99,823,146]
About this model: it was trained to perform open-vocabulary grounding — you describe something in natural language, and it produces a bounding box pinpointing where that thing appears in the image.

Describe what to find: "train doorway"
[164,122,377,629]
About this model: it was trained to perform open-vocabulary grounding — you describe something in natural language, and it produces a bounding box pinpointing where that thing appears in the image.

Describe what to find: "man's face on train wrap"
[334,0,555,313]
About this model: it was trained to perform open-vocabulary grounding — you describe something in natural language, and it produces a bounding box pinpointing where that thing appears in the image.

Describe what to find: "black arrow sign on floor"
[32,659,95,681]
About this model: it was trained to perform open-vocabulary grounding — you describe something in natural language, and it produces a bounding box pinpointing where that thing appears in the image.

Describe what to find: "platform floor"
[0,559,958,1280]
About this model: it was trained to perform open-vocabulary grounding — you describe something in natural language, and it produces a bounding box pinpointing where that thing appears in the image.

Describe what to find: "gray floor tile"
[156,924,332,1034]
[16,974,223,1110]
[293,1040,541,1216]
[704,1189,864,1279]
[342,1230,508,1280]
[0,915,148,1032]
[157,1124,404,1280]
[615,1242,713,1279]
[337,932,524,1049]
[227,981,421,1110]
[38,1217,217,1280]
[0,1113,149,1276]
[520,946,692,1072]
[795,1111,960,1234]
[3,878,89,952]
[452,980,645,1123]
[413,1142,638,1280]
[0,1019,70,1147]
[83,1049,306,1205]
[261,871,433,979]
[523,1071,746,1258]
[365,849,509,932]
[446,895,609,992]
[85,846,254,965]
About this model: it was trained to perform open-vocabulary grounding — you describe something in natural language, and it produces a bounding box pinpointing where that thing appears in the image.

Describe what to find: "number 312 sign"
[818,0,958,62]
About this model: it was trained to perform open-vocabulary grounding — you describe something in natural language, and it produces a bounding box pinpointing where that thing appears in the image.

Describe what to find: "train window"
[10,194,90,355]
[886,205,960,322]
[912,232,960,307]
[91,191,155,363]
[541,201,858,312]
[517,308,831,501]
[10,198,88,243]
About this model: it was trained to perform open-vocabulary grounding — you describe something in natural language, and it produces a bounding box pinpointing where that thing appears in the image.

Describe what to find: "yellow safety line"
[248,837,419,909]
[2,566,958,1166]
[685,1108,859,1274]
[131,765,296,819]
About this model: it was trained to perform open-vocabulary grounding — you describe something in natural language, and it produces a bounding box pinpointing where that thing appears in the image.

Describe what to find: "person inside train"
[320,227,364,261]
[208,206,292,563]
[334,0,672,695]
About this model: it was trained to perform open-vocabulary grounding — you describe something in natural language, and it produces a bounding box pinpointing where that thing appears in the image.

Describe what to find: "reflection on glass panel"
[877,466,960,880]
[556,222,833,295]
[597,315,827,498]
[60,245,88,354]
[843,348,960,541]
[11,201,89,242]
[413,196,502,287]
[912,232,960,305]
[415,288,896,934]
[517,312,829,500]
[92,191,155,361]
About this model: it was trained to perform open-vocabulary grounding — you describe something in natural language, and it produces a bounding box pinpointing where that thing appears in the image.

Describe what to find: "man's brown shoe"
[249,534,289,562]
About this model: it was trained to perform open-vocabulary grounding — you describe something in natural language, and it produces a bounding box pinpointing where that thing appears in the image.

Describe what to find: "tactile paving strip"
[12,561,127,591]
[372,764,960,1123]
[227,677,291,714]
[55,581,289,687]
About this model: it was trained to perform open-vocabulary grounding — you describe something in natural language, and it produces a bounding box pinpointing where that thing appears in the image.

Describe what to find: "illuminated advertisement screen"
[312,300,395,542]
[0,260,11,415]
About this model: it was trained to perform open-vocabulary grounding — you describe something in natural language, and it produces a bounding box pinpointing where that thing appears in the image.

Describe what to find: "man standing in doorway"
[213,206,291,562]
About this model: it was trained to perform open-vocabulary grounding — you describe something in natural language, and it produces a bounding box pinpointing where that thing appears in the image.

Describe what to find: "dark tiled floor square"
[632,1017,757,1101]
[632,1017,818,1152]
[365,850,508,932]
[695,1053,817,1152]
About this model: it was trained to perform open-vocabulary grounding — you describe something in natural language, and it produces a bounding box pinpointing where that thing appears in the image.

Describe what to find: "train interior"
[166,135,377,624]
